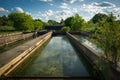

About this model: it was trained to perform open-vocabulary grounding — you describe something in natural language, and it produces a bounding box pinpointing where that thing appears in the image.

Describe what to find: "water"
[10,36,90,77]
[74,35,103,54]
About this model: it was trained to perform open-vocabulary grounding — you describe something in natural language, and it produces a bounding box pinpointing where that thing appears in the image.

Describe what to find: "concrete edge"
[66,32,99,64]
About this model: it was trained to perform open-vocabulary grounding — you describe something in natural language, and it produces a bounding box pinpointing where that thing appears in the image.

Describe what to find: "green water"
[10,36,90,77]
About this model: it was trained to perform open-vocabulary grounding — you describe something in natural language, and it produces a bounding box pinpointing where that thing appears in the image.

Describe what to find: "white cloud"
[35,9,54,21]
[49,3,53,6]
[113,8,120,15]
[39,0,53,2]
[33,9,76,22]
[45,9,53,16]
[93,1,115,8]
[64,0,76,4]
[0,7,9,16]
[72,8,78,13]
[80,4,105,14]
[79,0,84,2]
[60,3,69,9]
[12,7,24,13]
[78,1,120,21]
[0,7,6,12]
[64,0,84,4]
[83,16,92,21]
[110,8,120,20]
[26,12,31,15]
[32,6,80,22]
[7,1,118,22]
[79,2,116,15]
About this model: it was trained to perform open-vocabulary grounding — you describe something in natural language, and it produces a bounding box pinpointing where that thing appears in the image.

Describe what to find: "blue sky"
[0,0,120,22]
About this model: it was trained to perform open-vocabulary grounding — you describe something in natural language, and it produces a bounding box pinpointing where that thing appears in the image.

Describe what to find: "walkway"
[0,34,47,68]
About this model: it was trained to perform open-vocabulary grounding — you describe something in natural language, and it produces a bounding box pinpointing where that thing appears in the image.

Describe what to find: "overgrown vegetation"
[0,12,45,32]
[0,26,15,32]
[82,13,109,33]
[95,13,120,69]
[34,19,43,30]
[94,59,110,80]
[61,26,70,32]
[8,13,34,31]
[63,14,86,31]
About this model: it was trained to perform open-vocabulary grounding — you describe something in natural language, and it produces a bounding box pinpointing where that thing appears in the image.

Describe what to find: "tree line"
[0,12,120,33]
[0,12,86,32]
[0,13,47,32]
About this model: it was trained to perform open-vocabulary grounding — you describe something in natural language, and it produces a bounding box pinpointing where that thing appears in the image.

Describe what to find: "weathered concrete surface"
[67,32,120,80]
[0,32,52,76]
[0,32,22,38]
[0,32,33,47]
[66,32,99,64]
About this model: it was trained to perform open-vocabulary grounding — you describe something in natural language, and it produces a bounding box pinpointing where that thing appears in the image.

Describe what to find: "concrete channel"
[7,36,94,80]
[0,31,111,80]
[1,31,119,79]
[0,32,96,80]
[0,32,52,77]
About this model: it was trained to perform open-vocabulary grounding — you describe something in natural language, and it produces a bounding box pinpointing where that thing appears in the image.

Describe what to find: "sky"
[0,0,120,22]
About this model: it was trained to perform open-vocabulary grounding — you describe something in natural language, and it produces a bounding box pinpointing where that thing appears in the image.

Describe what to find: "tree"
[82,21,98,33]
[95,13,120,69]
[8,13,34,31]
[64,17,73,27]
[34,20,43,30]
[0,15,13,26]
[91,13,108,24]
[60,19,64,25]
[82,13,109,33]
[61,26,71,32]
[48,20,59,25]
[71,14,86,31]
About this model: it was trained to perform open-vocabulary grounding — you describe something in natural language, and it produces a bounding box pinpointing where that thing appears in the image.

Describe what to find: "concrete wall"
[67,32,99,64]
[66,32,120,80]
[0,32,34,47]
[69,31,92,37]
[0,32,52,76]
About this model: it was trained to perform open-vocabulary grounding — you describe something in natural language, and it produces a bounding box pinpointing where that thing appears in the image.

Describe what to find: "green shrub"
[61,26,71,32]
[0,26,15,31]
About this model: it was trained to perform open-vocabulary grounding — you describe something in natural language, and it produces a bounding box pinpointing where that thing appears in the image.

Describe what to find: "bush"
[9,13,34,31]
[0,26,15,31]
[61,26,71,32]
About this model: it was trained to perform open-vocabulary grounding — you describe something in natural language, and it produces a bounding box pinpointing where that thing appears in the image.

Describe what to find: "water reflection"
[10,36,90,77]
[75,35,103,54]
